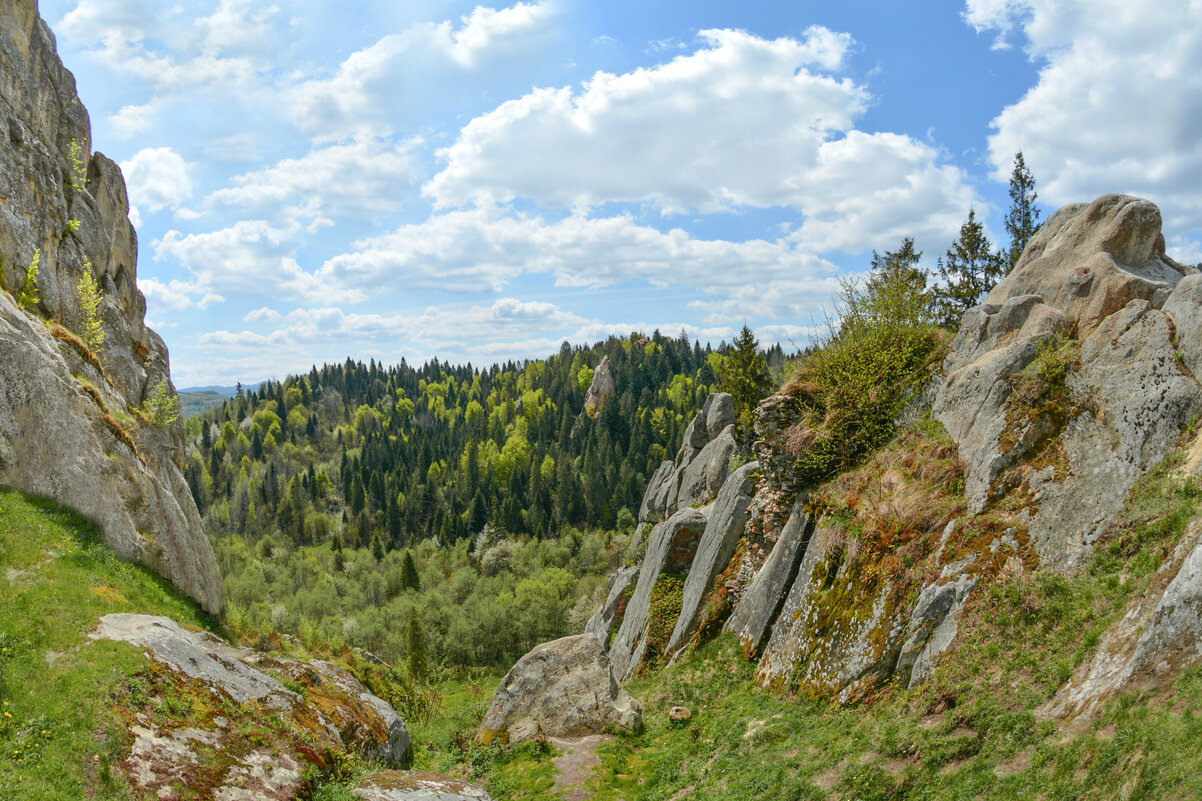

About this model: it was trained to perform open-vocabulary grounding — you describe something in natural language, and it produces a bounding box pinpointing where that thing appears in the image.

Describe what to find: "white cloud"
[316,207,835,296]
[423,27,977,252]
[205,138,419,224]
[1169,235,1202,266]
[108,102,157,138]
[120,147,193,212]
[288,2,555,140]
[244,306,282,322]
[971,0,1202,233]
[153,220,364,306]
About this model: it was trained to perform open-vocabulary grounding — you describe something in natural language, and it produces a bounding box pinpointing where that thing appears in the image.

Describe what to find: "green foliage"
[788,264,941,486]
[640,574,685,672]
[866,236,928,303]
[74,261,104,352]
[66,138,87,194]
[1007,332,1080,423]
[718,325,773,450]
[1004,150,1041,268]
[143,379,180,427]
[404,607,431,684]
[63,219,80,237]
[15,250,39,310]
[935,208,1006,326]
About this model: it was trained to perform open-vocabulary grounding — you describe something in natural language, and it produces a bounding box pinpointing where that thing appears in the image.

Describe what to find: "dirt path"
[549,734,610,800]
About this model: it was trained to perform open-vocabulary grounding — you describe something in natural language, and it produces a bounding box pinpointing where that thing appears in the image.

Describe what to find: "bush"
[143,379,181,428]
[75,261,105,352]
[786,270,942,486]
[15,249,39,310]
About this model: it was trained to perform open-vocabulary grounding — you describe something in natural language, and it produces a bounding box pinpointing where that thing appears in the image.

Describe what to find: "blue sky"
[38,0,1202,386]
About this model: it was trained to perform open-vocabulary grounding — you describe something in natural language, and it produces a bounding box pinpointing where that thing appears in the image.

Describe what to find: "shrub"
[786,270,942,486]
[15,249,39,310]
[143,379,181,428]
[67,138,87,194]
[75,260,105,352]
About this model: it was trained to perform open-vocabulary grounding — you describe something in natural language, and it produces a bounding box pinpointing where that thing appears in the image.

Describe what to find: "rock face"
[584,355,615,416]
[585,564,638,647]
[91,614,411,798]
[0,2,220,614]
[933,194,1201,569]
[478,634,641,744]
[665,460,758,660]
[895,574,977,688]
[638,393,737,524]
[608,506,709,681]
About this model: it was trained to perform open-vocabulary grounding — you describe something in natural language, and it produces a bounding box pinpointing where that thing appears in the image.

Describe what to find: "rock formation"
[0,2,221,614]
[353,772,495,801]
[478,634,641,744]
[638,392,737,524]
[583,354,615,416]
[91,614,411,798]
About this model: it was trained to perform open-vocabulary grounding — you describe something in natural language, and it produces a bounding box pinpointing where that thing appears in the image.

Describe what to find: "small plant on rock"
[143,379,181,428]
[15,249,40,310]
[75,260,104,352]
[67,138,87,194]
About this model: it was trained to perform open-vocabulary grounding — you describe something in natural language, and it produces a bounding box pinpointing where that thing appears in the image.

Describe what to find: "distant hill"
[178,383,266,417]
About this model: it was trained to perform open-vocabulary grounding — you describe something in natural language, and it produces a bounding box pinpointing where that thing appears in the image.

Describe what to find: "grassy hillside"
[0,488,215,800]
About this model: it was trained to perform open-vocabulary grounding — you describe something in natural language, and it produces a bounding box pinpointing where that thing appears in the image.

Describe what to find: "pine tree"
[404,608,430,683]
[935,208,1005,326]
[719,325,773,450]
[1004,151,1040,269]
[401,550,420,591]
[866,237,928,301]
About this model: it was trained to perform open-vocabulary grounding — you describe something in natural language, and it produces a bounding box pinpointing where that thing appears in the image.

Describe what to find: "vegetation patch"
[638,574,685,674]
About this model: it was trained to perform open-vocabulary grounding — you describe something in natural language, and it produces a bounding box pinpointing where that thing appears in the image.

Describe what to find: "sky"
[37,0,1202,387]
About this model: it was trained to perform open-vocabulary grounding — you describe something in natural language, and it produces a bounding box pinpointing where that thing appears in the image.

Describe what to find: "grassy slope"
[417,446,1202,801]
[0,488,215,800]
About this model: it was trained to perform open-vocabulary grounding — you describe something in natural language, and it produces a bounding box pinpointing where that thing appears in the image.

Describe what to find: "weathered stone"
[725,504,814,658]
[638,393,738,524]
[609,506,709,680]
[584,355,615,417]
[91,614,412,769]
[638,460,675,524]
[666,461,759,660]
[987,194,1187,337]
[478,634,641,743]
[895,575,977,688]
[1163,273,1202,378]
[0,2,220,613]
[353,771,495,801]
[585,564,638,648]
[668,706,691,723]
[1047,523,1202,720]
[705,393,735,434]
[673,424,737,511]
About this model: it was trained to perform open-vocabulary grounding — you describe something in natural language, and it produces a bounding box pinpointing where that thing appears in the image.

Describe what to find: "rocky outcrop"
[91,614,411,798]
[608,506,709,680]
[0,2,220,613]
[895,574,977,688]
[478,634,641,744]
[584,355,615,416]
[665,460,758,660]
[638,393,737,524]
[725,504,814,658]
[354,772,495,801]
[1047,522,1202,720]
[585,564,638,647]
[933,195,1201,569]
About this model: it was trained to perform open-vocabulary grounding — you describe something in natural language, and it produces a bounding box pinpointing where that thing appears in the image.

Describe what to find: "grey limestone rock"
[725,504,814,658]
[895,575,977,688]
[638,392,738,524]
[1163,273,1202,378]
[666,460,759,660]
[673,424,737,511]
[638,460,675,524]
[584,355,615,416]
[585,564,638,647]
[0,3,220,613]
[353,771,495,801]
[478,634,641,743]
[609,506,709,680]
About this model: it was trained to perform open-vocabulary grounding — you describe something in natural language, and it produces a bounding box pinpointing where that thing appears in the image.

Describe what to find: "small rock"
[668,706,691,723]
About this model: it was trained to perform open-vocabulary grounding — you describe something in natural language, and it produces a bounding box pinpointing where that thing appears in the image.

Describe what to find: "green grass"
[0,487,216,800]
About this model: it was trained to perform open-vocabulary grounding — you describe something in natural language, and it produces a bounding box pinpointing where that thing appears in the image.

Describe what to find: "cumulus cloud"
[120,147,194,212]
[244,306,282,322]
[153,220,364,306]
[423,27,977,251]
[289,2,555,140]
[970,0,1202,233]
[205,138,419,224]
[316,207,835,295]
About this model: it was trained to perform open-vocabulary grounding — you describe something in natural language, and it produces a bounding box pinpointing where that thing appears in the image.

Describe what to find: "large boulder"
[90,614,411,798]
[608,506,709,680]
[933,195,1202,569]
[665,460,759,660]
[0,2,220,613]
[478,634,641,744]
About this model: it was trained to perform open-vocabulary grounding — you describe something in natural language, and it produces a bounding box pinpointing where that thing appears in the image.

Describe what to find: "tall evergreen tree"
[935,208,1005,326]
[719,325,773,450]
[1004,151,1041,269]
[866,236,928,301]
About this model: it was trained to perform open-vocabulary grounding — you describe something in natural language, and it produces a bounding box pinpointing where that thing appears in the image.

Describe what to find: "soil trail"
[549,734,610,800]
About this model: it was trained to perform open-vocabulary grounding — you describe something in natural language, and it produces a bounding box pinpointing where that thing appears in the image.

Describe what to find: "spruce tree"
[866,237,928,301]
[1004,151,1041,269]
[401,550,420,591]
[404,608,430,683]
[935,208,1005,326]
[719,325,773,450]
